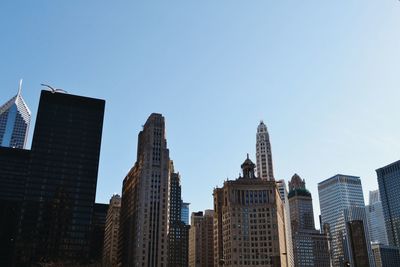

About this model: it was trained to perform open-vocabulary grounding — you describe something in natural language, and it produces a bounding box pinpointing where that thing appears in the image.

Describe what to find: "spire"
[17,79,23,96]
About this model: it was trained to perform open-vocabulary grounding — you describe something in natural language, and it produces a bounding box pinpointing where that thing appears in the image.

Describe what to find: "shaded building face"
[0,147,30,266]
[347,220,369,267]
[15,90,105,265]
[377,160,400,247]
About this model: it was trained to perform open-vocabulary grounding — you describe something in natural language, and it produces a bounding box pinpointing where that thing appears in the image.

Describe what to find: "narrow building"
[167,161,189,267]
[103,194,121,267]
[189,210,214,267]
[288,174,330,267]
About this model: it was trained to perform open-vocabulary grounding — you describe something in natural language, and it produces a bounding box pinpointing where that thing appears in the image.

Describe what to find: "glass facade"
[15,90,105,265]
[318,174,375,267]
[377,160,400,247]
[0,90,30,149]
[181,202,190,225]
[366,190,389,245]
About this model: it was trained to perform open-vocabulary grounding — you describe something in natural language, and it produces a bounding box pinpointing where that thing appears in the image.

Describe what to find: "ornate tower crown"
[241,154,256,179]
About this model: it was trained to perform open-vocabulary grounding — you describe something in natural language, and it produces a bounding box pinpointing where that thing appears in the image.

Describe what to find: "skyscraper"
[103,194,121,267]
[0,80,31,149]
[213,156,288,267]
[256,121,274,181]
[376,160,400,247]
[288,174,330,267]
[15,90,105,265]
[189,210,214,267]
[168,161,189,267]
[318,174,375,267]
[119,113,170,267]
[366,190,388,245]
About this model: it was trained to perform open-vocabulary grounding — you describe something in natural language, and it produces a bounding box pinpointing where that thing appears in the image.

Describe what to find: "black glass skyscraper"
[377,160,400,247]
[15,90,105,266]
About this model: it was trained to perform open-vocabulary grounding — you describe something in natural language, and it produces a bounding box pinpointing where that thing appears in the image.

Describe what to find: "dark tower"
[16,90,105,265]
[167,161,189,267]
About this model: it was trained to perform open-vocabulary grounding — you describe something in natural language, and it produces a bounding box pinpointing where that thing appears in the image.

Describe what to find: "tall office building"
[182,202,190,225]
[15,90,105,265]
[256,121,274,181]
[376,160,400,247]
[0,80,31,149]
[318,174,375,267]
[213,156,288,267]
[119,113,170,267]
[168,161,189,267]
[366,190,388,245]
[288,174,330,267]
[189,210,214,267]
[276,180,294,267]
[103,194,121,267]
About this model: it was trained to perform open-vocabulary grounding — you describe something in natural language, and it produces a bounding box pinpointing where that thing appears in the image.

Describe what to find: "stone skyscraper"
[376,160,400,247]
[256,121,274,181]
[189,210,214,267]
[0,80,31,149]
[119,113,171,267]
[103,194,121,267]
[213,156,288,267]
[318,174,375,267]
[288,174,330,267]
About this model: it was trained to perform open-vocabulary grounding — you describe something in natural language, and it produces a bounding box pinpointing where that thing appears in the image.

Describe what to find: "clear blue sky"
[1,1,400,227]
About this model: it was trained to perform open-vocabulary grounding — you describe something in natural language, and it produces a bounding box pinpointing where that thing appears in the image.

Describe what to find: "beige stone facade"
[213,157,288,267]
[189,210,214,267]
[103,194,121,267]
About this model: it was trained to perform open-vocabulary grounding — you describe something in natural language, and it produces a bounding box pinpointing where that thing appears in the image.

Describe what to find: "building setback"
[119,113,170,267]
[318,174,375,267]
[288,174,330,267]
[11,90,105,266]
[0,80,31,149]
[376,160,400,247]
[103,194,121,267]
[213,156,288,267]
[189,210,214,267]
